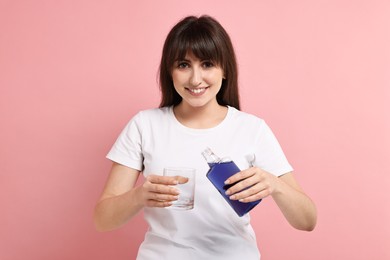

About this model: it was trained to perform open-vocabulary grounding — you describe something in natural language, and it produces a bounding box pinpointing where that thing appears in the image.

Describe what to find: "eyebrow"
[175,58,190,62]
[175,58,213,62]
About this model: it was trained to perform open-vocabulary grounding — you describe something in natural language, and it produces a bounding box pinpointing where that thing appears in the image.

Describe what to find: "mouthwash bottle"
[201,147,262,217]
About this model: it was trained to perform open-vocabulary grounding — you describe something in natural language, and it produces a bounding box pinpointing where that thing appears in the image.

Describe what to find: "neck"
[173,102,228,129]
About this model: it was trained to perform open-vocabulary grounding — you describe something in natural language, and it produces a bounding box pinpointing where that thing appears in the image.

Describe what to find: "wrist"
[272,176,285,197]
[130,186,145,208]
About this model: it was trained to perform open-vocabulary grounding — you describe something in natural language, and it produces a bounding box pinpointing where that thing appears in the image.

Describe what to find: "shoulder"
[122,107,173,133]
[131,106,172,123]
[119,107,172,137]
[228,107,266,127]
[135,106,170,117]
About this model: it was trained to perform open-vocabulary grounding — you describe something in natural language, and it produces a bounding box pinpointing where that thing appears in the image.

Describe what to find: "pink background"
[1,0,389,259]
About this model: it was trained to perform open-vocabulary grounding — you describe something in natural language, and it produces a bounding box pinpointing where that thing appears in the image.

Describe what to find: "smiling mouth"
[186,87,208,94]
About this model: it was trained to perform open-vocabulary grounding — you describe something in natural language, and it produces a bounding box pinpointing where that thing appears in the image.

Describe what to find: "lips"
[186,87,208,95]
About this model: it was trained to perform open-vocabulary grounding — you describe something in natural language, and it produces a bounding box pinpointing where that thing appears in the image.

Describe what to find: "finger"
[145,200,173,208]
[147,192,179,202]
[175,176,189,184]
[224,167,257,186]
[144,181,180,195]
[237,189,270,203]
[225,174,260,196]
[147,175,179,185]
[149,183,180,195]
[162,175,189,184]
[228,183,262,200]
[229,183,266,200]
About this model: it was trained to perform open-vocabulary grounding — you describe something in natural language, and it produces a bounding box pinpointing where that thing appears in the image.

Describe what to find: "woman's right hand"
[94,163,189,231]
[135,175,185,208]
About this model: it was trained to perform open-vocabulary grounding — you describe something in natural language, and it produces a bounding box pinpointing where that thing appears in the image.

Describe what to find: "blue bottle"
[201,148,262,217]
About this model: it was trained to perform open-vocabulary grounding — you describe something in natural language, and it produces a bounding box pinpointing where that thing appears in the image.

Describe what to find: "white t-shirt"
[107,106,293,260]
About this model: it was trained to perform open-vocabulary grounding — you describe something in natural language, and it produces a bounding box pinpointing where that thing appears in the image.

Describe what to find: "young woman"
[94,15,317,259]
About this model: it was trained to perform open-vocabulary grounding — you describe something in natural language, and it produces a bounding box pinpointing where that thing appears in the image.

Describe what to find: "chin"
[187,103,208,109]
[181,99,207,108]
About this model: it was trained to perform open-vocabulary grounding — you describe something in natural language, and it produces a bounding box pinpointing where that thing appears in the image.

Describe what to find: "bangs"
[171,25,223,66]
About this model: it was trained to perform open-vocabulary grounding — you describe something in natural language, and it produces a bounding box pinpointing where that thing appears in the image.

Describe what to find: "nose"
[190,66,202,87]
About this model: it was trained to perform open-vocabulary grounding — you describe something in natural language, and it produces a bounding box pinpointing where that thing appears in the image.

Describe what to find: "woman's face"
[171,52,224,109]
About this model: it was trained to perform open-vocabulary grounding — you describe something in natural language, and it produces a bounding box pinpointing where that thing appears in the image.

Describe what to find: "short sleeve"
[254,120,293,176]
[106,113,144,171]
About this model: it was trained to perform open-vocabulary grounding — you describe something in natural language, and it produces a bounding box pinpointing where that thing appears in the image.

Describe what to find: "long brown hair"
[158,15,240,110]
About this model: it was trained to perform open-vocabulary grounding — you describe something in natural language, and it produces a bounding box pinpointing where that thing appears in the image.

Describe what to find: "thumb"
[175,176,189,184]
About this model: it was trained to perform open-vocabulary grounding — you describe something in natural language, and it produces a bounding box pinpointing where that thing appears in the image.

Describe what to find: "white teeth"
[189,88,206,94]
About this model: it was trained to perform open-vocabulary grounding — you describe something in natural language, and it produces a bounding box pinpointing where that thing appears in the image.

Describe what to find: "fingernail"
[229,195,236,200]
[224,179,230,184]
[225,190,231,195]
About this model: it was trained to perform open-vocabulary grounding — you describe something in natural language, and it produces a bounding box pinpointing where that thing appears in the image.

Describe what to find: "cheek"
[210,75,224,88]
[205,70,224,84]
[171,72,186,86]
[172,79,184,94]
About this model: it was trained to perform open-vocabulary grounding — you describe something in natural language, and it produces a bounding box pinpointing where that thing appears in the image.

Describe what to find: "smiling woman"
[94,15,317,260]
[171,52,224,110]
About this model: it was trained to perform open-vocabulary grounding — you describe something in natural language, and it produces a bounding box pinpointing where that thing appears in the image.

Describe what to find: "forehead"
[175,50,217,64]
[177,52,204,61]
[172,34,220,62]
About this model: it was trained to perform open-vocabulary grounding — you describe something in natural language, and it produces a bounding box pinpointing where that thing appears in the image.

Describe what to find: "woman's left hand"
[224,167,279,203]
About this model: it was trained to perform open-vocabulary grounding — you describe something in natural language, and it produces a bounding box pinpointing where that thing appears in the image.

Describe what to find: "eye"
[177,62,190,69]
[202,61,215,68]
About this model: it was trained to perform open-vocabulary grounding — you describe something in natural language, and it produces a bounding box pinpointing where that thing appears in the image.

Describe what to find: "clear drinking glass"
[163,167,196,210]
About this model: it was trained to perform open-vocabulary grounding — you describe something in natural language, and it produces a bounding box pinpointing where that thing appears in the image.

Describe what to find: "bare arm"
[271,172,317,231]
[94,162,180,232]
[225,169,317,231]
